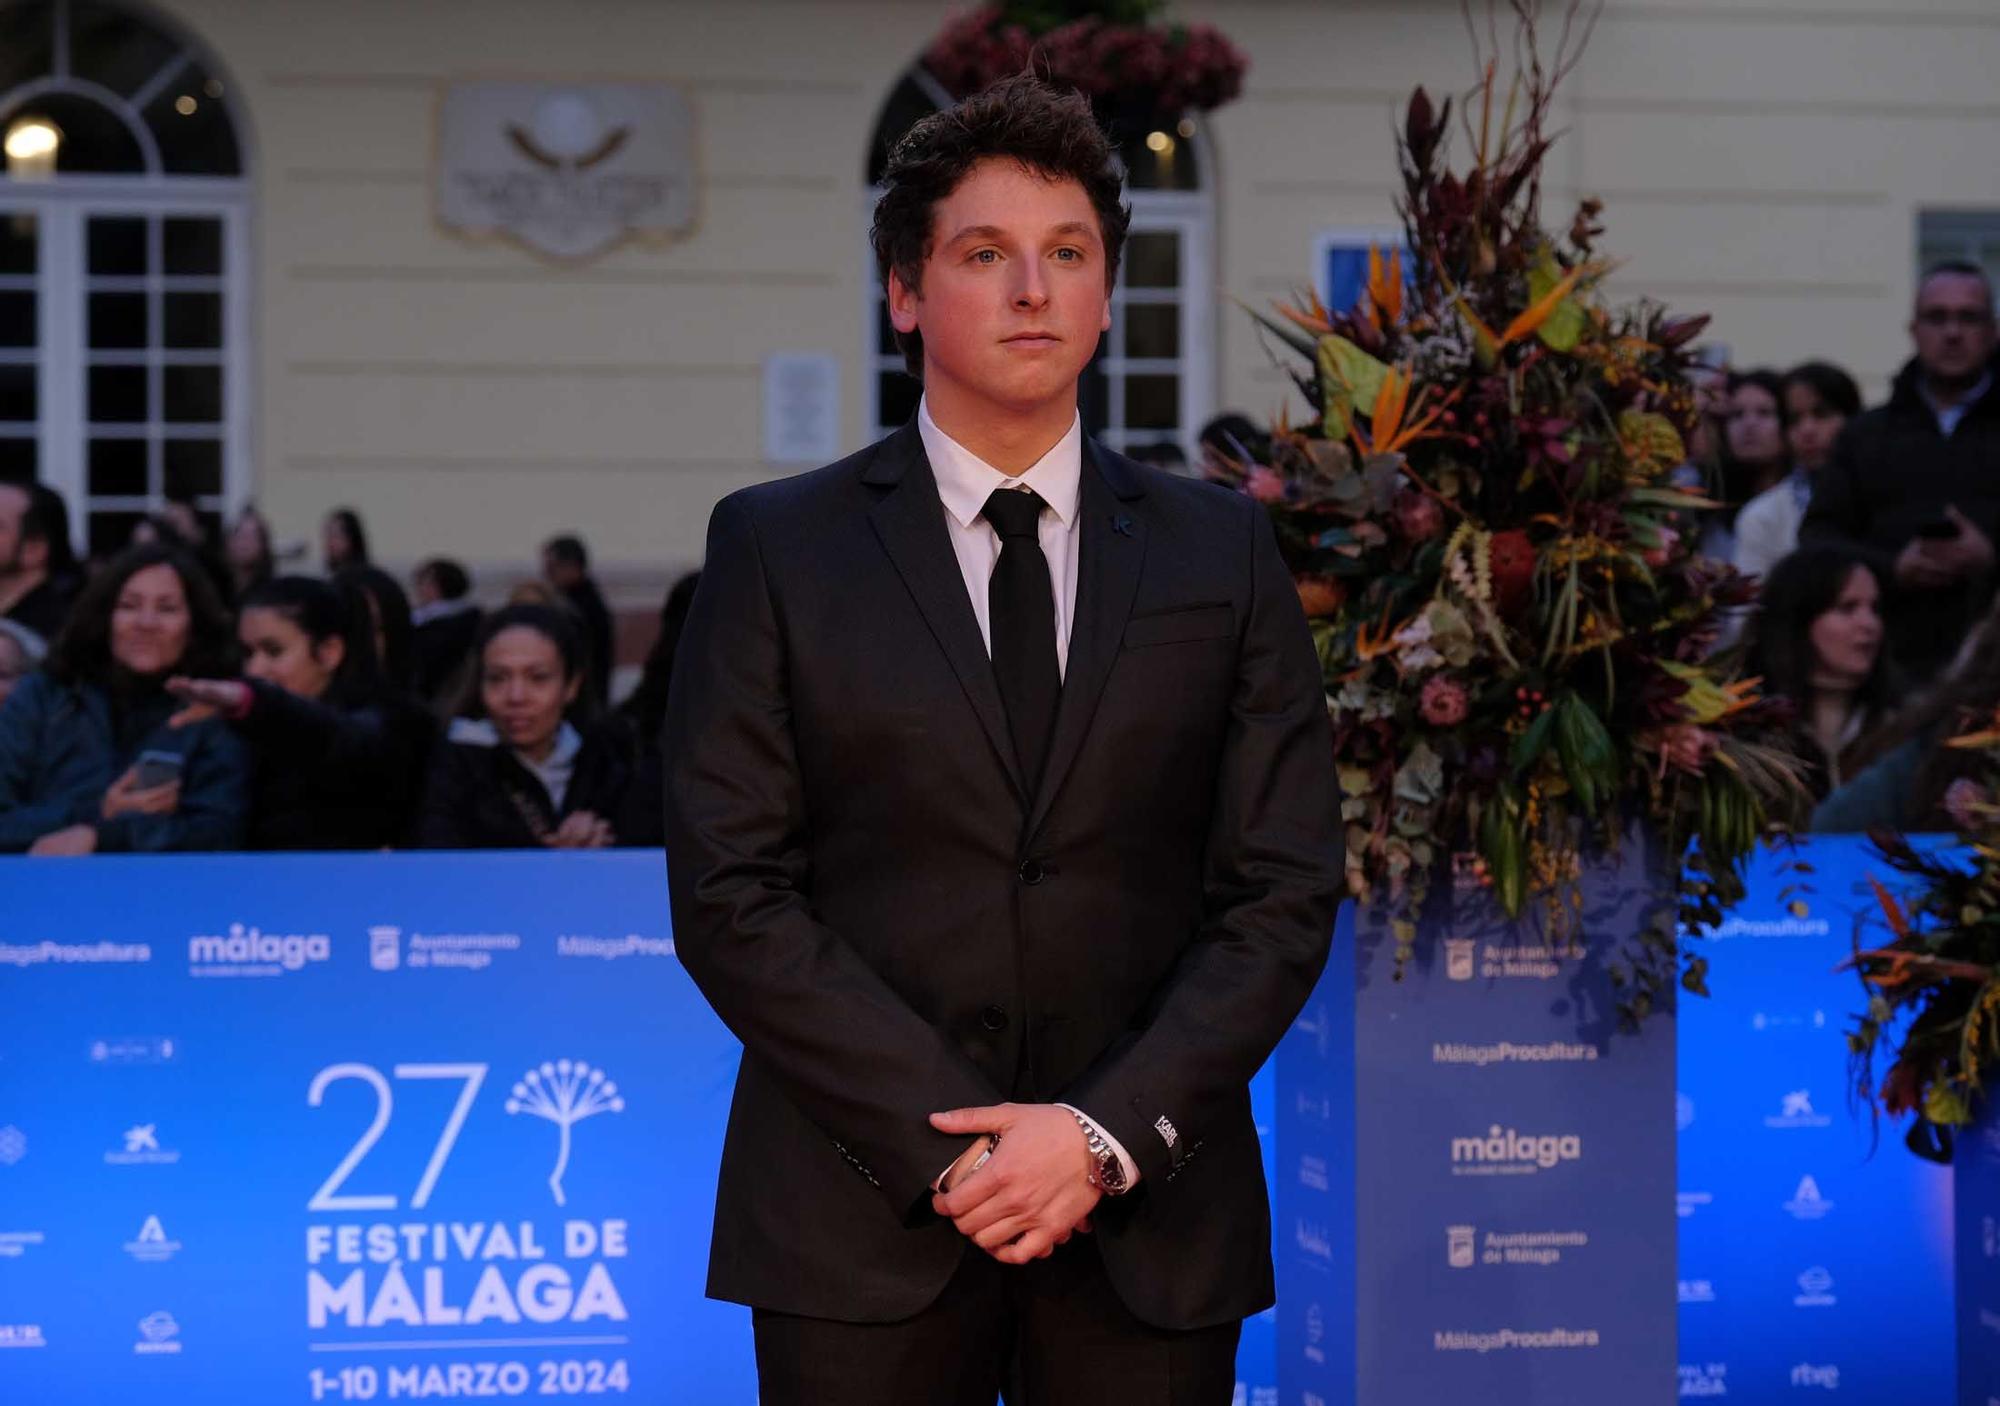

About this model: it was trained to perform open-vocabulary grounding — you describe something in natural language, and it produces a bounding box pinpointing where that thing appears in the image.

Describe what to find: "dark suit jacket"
[662,423,1341,1332]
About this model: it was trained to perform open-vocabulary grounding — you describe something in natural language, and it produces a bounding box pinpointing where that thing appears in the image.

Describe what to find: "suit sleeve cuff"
[1056,1102,1141,1189]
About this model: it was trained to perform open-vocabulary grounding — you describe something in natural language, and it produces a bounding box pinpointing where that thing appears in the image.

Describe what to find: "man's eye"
[1054,247,1081,261]
[972,249,999,263]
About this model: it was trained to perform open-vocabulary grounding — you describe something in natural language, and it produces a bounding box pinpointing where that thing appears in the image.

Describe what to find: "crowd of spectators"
[3,258,1998,853]
[0,489,696,854]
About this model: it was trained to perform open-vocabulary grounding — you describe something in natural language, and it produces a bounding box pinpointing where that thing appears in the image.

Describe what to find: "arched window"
[864,68,1215,468]
[0,0,249,557]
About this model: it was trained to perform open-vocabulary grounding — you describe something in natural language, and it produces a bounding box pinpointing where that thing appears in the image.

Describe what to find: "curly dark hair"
[871,73,1130,378]
[48,542,235,687]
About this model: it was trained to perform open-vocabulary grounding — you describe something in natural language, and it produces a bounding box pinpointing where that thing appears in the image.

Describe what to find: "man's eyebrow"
[942,221,1100,245]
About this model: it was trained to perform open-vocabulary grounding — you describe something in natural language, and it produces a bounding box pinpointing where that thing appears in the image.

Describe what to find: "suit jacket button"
[980,1004,1009,1031]
[1018,859,1046,885]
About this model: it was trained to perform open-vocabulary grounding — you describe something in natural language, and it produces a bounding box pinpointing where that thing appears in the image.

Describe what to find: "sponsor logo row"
[0,1313,183,1357]
[1677,1175,1836,1221]
[1677,1265,1839,1308]
[0,929,674,978]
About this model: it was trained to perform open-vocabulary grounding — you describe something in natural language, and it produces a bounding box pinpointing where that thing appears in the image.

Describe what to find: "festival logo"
[1449,1125,1582,1176]
[133,1311,181,1355]
[124,1215,182,1263]
[505,1060,626,1207]
[106,1123,181,1166]
[1294,1219,1333,1262]
[1678,1364,1728,1398]
[1764,1090,1832,1130]
[188,923,331,978]
[1789,1362,1839,1389]
[0,1126,23,1166]
[1297,1154,1329,1192]
[1783,1175,1834,1221]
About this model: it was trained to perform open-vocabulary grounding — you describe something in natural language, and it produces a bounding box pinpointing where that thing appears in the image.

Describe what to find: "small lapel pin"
[1111,513,1134,538]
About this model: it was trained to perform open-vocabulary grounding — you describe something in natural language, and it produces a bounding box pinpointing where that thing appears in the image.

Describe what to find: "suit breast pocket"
[1122,603,1235,651]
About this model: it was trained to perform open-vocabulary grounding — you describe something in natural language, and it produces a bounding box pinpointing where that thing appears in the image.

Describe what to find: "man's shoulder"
[717,432,905,524]
[1094,444,1252,527]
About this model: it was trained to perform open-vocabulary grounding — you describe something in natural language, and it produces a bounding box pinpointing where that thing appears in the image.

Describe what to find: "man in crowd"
[0,482,80,647]
[1802,261,2000,681]
[541,533,613,703]
[411,557,483,707]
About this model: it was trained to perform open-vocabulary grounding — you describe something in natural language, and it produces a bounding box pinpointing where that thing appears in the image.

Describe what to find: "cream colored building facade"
[3,0,1997,594]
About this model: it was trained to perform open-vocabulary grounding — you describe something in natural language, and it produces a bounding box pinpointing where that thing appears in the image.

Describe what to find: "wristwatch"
[1069,1111,1129,1196]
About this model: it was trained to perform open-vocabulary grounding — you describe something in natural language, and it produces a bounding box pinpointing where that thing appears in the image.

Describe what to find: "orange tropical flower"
[1363,245,1404,333]
[1350,363,1460,457]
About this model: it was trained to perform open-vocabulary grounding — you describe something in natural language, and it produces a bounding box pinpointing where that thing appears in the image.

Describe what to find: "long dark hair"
[324,507,370,567]
[1782,361,1862,421]
[239,575,384,707]
[48,542,234,688]
[1719,368,1791,523]
[1750,544,1896,722]
[616,571,700,747]
[332,565,416,692]
[456,603,599,726]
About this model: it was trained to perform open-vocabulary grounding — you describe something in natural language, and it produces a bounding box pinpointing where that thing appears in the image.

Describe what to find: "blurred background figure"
[612,570,701,851]
[0,617,45,708]
[1803,262,2000,685]
[1733,362,1861,585]
[322,507,371,572]
[0,481,82,645]
[540,533,614,705]
[166,576,437,850]
[418,603,641,849]
[1197,411,1271,479]
[1702,368,1790,563]
[1749,542,1896,807]
[411,557,483,711]
[225,504,278,601]
[0,543,246,855]
[333,564,417,695]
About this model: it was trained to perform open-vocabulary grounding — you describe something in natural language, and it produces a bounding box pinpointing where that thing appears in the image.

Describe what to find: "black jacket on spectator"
[413,603,483,708]
[562,577,615,704]
[4,570,81,648]
[1801,353,2000,680]
[416,718,641,849]
[237,679,437,850]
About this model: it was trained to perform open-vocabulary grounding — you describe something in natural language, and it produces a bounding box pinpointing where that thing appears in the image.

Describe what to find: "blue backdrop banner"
[0,852,755,1404]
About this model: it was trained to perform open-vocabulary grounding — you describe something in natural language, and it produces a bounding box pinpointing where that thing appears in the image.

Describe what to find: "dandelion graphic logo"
[504,1060,625,1206]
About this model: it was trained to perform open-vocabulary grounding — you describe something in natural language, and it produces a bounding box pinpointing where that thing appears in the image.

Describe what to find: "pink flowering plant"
[1210,5,1805,1017]
[923,2,1247,128]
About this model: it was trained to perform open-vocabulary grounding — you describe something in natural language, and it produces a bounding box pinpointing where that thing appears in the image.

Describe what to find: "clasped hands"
[928,1103,1101,1266]
[1897,505,1995,590]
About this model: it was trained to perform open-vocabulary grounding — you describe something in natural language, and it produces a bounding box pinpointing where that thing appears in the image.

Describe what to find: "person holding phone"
[1802,261,2000,683]
[0,542,247,855]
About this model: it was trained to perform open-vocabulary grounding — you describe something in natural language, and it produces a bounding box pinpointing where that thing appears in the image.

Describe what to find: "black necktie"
[982,487,1061,789]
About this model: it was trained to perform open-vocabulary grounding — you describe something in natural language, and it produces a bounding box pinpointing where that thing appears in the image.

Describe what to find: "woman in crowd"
[417,603,642,849]
[1749,542,1896,807]
[0,542,246,854]
[1816,599,2000,833]
[1697,368,1792,561]
[334,563,417,693]
[322,507,370,571]
[165,576,437,850]
[225,504,277,599]
[1733,362,1862,583]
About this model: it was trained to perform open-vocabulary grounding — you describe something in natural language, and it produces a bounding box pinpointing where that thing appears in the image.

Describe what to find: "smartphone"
[132,750,184,790]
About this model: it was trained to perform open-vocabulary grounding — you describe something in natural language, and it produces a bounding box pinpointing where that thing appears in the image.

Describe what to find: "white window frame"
[0,0,251,553]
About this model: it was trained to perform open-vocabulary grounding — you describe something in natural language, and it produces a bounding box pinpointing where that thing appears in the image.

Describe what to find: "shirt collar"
[918,396,1082,532]
[1922,368,1993,431]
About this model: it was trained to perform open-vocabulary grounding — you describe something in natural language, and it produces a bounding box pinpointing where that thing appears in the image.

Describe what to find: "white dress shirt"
[916,397,1140,1191]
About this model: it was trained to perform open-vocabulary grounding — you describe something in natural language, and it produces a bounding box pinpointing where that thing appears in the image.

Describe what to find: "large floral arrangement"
[1216,9,1804,1015]
[1847,725,2000,1160]
[922,2,1247,128]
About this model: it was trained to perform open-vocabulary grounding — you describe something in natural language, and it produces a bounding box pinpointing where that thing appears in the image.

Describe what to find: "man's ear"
[888,267,921,334]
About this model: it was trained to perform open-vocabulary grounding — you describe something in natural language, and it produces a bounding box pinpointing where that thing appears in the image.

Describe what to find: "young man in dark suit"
[663,75,1341,1405]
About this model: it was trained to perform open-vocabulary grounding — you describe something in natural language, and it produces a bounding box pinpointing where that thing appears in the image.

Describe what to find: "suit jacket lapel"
[1026,443,1148,841]
[864,424,1030,804]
